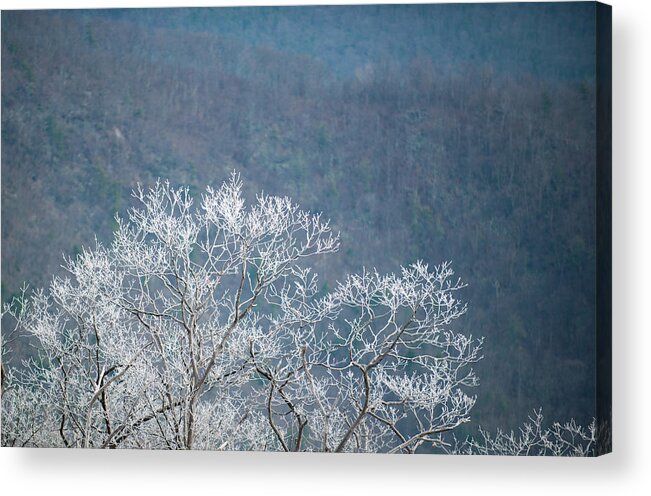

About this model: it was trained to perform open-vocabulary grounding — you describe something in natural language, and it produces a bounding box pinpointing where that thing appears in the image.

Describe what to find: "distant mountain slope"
[64,3,596,81]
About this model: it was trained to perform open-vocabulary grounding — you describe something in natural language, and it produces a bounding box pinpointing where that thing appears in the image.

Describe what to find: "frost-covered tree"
[448,409,599,456]
[1,174,482,452]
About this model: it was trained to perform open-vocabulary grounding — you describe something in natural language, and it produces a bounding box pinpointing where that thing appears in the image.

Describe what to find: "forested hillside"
[1,4,597,432]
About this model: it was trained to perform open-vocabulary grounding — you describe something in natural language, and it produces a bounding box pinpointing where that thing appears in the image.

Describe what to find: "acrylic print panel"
[0,2,611,455]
